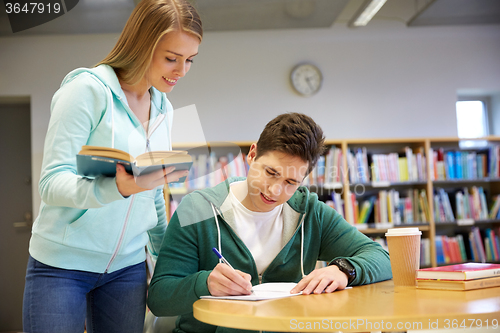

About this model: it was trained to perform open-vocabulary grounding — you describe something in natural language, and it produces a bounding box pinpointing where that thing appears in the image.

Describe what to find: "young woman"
[22,1,202,332]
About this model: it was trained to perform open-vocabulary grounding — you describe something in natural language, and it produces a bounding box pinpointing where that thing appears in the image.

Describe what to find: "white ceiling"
[0,0,499,36]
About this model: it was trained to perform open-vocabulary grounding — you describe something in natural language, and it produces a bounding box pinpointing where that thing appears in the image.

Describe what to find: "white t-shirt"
[229,183,284,275]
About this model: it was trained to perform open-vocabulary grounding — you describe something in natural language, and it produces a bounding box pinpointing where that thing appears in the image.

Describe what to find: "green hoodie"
[148,177,392,333]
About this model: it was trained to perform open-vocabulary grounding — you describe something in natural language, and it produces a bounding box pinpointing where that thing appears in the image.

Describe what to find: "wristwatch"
[329,258,356,285]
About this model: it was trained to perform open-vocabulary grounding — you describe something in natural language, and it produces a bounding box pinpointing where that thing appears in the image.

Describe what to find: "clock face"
[290,63,322,96]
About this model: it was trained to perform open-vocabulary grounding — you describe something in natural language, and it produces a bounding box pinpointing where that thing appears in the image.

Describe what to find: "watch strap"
[329,258,356,285]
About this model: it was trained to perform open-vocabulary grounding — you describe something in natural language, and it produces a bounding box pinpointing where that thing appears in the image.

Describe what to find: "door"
[0,102,32,331]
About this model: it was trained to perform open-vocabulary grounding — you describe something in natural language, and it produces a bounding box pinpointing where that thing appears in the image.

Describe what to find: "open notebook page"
[200,282,301,301]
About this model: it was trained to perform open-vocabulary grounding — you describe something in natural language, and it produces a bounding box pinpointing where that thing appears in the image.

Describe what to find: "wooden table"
[193,280,500,332]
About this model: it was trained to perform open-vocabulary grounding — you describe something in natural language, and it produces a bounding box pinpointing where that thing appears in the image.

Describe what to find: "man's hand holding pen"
[207,263,253,296]
[208,247,253,296]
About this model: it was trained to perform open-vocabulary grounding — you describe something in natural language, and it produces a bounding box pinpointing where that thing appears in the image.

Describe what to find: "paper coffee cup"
[385,228,422,287]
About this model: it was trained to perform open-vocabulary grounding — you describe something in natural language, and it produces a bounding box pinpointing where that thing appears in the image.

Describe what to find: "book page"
[78,145,133,162]
[135,151,192,166]
[200,282,301,301]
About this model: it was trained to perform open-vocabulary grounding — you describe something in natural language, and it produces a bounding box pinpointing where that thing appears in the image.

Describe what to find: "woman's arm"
[39,73,125,209]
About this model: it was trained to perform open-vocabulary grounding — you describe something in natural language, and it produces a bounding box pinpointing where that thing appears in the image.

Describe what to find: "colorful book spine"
[435,236,445,264]
[471,227,487,263]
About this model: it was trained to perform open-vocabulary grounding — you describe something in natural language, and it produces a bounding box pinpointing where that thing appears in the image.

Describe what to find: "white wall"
[1,21,500,214]
[490,94,500,135]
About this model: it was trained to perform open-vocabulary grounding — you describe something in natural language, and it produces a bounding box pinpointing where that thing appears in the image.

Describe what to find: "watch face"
[291,63,322,96]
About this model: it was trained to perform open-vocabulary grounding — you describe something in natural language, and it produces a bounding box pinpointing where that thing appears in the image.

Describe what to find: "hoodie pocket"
[63,206,125,253]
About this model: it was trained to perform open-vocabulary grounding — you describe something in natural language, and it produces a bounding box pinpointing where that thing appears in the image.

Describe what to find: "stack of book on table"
[416,262,500,291]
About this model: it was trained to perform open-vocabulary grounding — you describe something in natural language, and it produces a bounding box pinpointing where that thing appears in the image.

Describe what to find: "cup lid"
[385,227,421,236]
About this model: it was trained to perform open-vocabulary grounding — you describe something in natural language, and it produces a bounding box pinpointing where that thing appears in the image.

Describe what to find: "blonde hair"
[97,0,203,85]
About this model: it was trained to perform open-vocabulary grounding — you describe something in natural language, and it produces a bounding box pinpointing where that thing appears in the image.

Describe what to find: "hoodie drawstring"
[211,203,222,263]
[299,214,306,278]
[102,85,115,148]
[211,202,307,278]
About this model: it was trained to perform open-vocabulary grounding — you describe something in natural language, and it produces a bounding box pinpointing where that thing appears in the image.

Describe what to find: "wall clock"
[290,63,322,96]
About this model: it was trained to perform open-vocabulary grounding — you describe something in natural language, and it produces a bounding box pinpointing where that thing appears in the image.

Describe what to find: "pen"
[212,247,254,293]
[212,247,234,270]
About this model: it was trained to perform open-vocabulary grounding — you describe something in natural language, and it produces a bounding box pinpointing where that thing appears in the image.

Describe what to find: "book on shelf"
[449,186,489,222]
[377,190,388,224]
[324,146,340,184]
[456,234,468,262]
[428,148,436,180]
[437,235,465,264]
[405,147,414,181]
[415,147,427,181]
[361,148,370,183]
[331,192,345,218]
[485,228,500,261]
[434,188,455,222]
[344,190,355,224]
[435,236,445,264]
[398,155,408,182]
[347,148,368,184]
[434,229,500,265]
[472,187,488,220]
[183,151,247,190]
[420,238,431,267]
[434,193,445,222]
[406,146,426,182]
[368,149,426,183]
[489,145,499,178]
[354,147,369,183]
[455,191,469,221]
[489,195,500,219]
[434,148,491,181]
[470,227,487,263]
[416,262,500,281]
[403,195,414,223]
[412,189,420,223]
[416,275,500,291]
[431,147,447,181]
[445,151,455,179]
[366,188,429,226]
[333,147,343,183]
[353,195,359,225]
[76,145,192,183]
[419,190,431,222]
[358,196,376,225]
[307,146,343,187]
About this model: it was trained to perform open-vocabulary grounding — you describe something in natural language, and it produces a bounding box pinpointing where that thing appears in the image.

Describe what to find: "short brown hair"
[96,0,203,85]
[255,113,326,175]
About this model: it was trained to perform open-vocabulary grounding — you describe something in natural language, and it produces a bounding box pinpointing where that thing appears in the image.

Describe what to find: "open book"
[76,145,192,183]
[200,282,302,301]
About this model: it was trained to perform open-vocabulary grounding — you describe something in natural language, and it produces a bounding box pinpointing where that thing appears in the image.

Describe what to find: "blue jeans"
[23,256,147,333]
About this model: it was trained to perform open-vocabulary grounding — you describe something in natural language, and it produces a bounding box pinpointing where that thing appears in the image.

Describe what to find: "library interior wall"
[491,94,500,135]
[0,22,499,215]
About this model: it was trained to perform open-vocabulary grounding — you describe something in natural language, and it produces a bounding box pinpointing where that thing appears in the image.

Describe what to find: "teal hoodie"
[148,177,392,333]
[30,64,173,273]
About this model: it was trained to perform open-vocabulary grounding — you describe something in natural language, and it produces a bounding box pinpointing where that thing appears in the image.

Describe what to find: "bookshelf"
[166,137,500,268]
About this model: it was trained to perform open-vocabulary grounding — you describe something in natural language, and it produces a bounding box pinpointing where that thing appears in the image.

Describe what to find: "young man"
[148,113,392,333]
